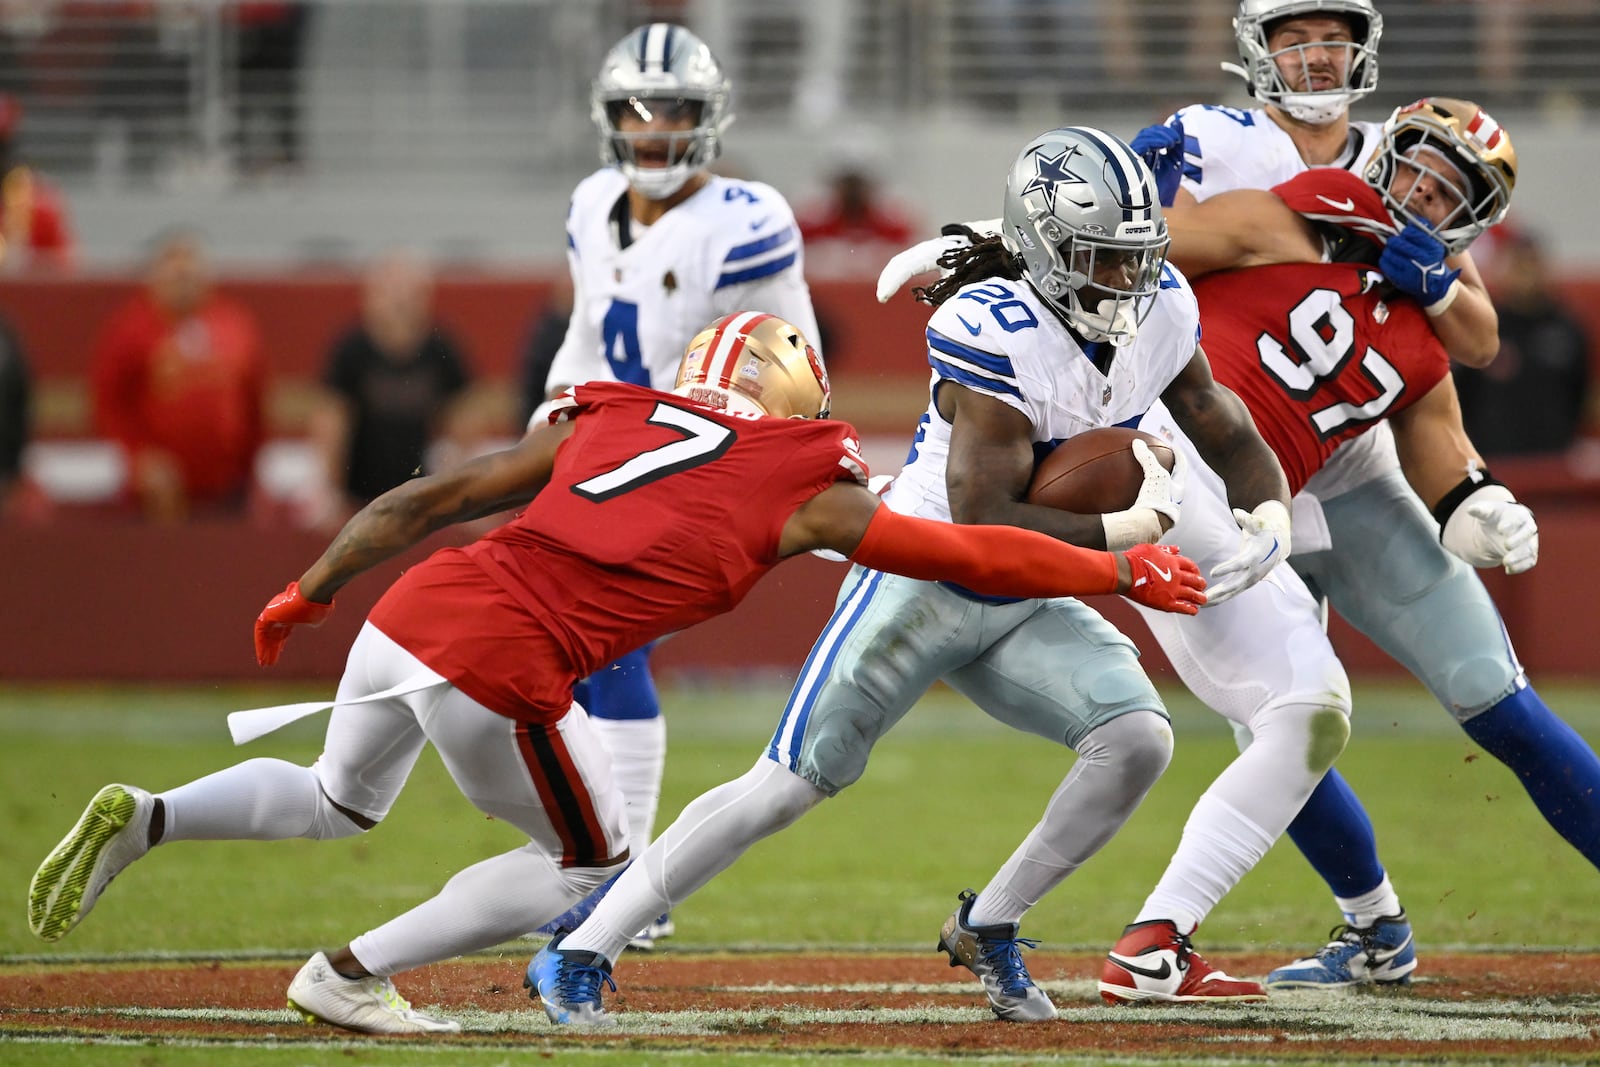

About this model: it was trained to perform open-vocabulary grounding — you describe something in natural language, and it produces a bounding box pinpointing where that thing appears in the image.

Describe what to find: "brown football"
[1026,427,1176,514]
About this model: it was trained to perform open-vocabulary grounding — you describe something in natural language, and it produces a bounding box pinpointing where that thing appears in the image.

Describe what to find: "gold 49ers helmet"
[1366,97,1517,255]
[674,312,831,419]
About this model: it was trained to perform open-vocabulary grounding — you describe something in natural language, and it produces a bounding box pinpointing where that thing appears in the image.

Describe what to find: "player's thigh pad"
[945,596,1164,750]
[1294,469,1524,718]
[1139,559,1350,727]
[314,622,438,822]
[424,691,628,867]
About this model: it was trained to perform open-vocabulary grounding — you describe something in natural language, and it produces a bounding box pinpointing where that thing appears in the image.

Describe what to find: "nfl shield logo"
[1102,384,1113,405]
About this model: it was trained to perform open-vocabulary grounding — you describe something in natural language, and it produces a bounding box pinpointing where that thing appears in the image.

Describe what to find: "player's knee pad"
[1444,655,1522,722]
[305,772,374,840]
[1081,710,1173,788]
[1247,699,1351,777]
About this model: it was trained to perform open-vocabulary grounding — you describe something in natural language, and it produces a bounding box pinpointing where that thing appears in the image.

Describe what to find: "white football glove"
[1206,499,1292,606]
[1102,440,1187,552]
[874,217,1003,303]
[1441,484,1539,574]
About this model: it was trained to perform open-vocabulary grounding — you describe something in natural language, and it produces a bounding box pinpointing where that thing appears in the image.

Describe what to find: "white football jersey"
[1173,104,1383,202]
[545,168,821,396]
[883,269,1200,523]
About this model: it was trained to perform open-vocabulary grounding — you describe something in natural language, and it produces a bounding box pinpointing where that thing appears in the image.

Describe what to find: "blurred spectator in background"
[1454,228,1596,456]
[231,2,313,176]
[304,249,472,528]
[0,92,76,273]
[518,274,572,429]
[795,164,917,279]
[0,310,48,519]
[92,229,267,522]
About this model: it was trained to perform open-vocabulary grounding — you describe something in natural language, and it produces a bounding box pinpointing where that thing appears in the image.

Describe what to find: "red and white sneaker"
[1098,919,1267,1004]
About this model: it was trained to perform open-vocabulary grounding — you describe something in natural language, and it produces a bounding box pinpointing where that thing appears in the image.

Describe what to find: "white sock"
[563,760,825,963]
[1135,793,1276,934]
[591,717,667,851]
[1336,876,1403,927]
[159,758,356,841]
[350,847,606,976]
[971,712,1172,928]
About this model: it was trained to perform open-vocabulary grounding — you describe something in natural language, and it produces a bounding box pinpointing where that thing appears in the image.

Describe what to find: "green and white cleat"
[28,783,154,942]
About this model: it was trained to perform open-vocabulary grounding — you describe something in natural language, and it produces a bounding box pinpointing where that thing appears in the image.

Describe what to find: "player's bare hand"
[1121,543,1206,615]
[254,581,335,667]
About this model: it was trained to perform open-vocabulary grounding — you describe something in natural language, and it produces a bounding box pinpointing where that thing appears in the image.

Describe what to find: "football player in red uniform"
[28,312,1203,1035]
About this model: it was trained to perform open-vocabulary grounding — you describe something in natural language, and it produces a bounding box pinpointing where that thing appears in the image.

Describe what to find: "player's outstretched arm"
[254,421,578,666]
[779,482,1205,613]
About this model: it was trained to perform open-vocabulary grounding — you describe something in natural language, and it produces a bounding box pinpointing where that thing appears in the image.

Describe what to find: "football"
[1027,427,1176,514]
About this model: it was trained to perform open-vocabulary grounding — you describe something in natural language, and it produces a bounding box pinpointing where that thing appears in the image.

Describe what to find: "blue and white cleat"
[1266,913,1417,989]
[525,934,618,1026]
[937,888,1057,1022]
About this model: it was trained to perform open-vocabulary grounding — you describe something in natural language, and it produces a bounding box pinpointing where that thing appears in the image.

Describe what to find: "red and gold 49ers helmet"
[1366,97,1517,255]
[674,312,831,420]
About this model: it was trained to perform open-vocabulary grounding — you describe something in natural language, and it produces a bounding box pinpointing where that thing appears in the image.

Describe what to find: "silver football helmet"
[1225,0,1382,125]
[1000,127,1170,348]
[1366,97,1516,255]
[592,23,733,199]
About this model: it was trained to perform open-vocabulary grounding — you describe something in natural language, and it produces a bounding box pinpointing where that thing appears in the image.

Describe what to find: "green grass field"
[6,677,1600,960]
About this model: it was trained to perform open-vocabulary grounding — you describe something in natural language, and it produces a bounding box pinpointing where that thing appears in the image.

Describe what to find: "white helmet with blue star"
[1001,127,1171,347]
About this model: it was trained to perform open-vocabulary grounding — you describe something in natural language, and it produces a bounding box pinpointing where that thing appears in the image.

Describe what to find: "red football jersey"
[1195,261,1448,495]
[369,382,869,722]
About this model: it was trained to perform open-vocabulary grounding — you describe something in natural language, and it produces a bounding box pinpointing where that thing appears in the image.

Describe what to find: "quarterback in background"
[533,21,823,947]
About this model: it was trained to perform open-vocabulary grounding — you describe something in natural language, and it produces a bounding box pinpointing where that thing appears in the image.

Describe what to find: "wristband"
[1424,278,1463,317]
[1432,468,1503,531]
[1102,508,1164,552]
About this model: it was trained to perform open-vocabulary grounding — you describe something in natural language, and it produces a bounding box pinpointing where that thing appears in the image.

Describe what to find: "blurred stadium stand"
[3,0,1600,680]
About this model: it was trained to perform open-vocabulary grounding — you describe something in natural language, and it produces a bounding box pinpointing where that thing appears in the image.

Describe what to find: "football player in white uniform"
[1125,0,1600,991]
[532,22,822,948]
[529,128,1297,1026]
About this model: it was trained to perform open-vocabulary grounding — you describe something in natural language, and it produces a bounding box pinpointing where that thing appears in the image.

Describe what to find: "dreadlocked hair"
[913,231,1024,307]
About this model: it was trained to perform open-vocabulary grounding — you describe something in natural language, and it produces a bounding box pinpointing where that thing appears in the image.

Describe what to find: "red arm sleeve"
[849,507,1119,598]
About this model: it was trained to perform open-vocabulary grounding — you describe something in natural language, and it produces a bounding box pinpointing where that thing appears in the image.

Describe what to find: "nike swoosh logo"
[1108,953,1172,981]
[749,217,771,231]
[955,314,982,336]
[1149,564,1172,582]
[1316,195,1355,212]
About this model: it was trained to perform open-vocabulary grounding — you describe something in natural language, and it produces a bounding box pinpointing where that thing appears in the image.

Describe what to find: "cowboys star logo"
[1021,145,1095,215]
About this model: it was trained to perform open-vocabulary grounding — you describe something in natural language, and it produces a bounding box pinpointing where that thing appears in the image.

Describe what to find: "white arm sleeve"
[713,269,823,354]
[541,255,606,399]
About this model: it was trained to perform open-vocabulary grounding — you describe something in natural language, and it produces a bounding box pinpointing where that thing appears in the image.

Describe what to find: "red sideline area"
[4,271,1600,682]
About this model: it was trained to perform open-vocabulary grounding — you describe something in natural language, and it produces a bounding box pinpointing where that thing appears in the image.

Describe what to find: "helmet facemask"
[1226,1,1382,125]
[675,312,831,420]
[592,23,732,200]
[1366,98,1516,255]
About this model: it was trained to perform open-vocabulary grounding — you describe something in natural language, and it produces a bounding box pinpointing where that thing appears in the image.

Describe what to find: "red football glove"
[254,581,335,666]
[1121,543,1207,615]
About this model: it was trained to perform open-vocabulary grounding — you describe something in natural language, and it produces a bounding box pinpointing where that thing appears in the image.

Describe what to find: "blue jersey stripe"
[716,251,798,288]
[929,355,1024,400]
[768,568,885,769]
[726,226,797,263]
[926,328,1017,377]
